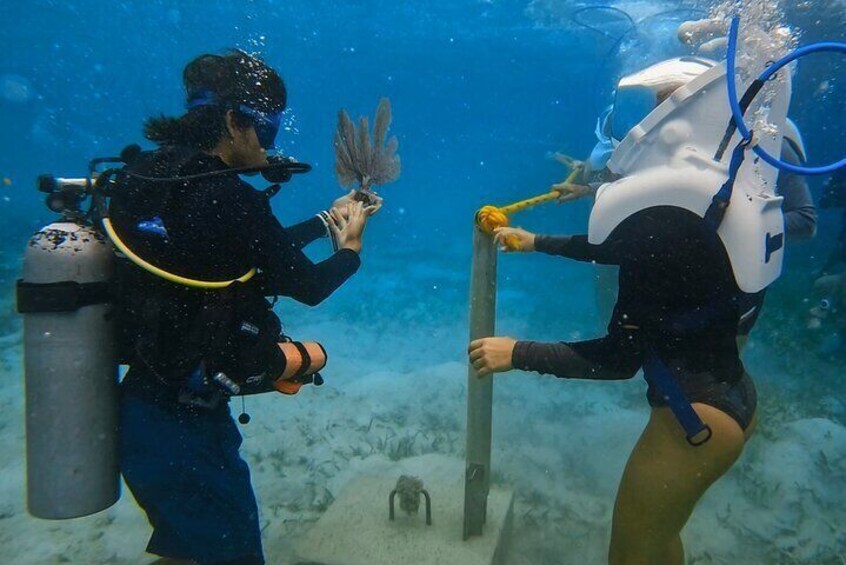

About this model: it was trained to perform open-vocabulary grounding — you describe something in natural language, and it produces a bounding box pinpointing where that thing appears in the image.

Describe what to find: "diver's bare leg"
[608,404,750,565]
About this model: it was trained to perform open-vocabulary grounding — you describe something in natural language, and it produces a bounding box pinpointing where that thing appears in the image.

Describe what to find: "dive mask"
[608,57,717,143]
[588,106,617,172]
[186,90,284,150]
[609,85,657,143]
[237,104,283,150]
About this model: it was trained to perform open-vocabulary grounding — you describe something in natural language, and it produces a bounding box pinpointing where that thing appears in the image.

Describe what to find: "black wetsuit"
[110,146,360,564]
[512,207,757,430]
[111,147,360,395]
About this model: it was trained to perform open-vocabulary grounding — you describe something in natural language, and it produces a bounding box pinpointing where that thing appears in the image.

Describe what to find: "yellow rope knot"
[475,205,510,234]
[475,205,522,250]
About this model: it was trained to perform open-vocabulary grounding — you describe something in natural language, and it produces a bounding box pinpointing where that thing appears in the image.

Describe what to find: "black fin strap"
[292,342,313,379]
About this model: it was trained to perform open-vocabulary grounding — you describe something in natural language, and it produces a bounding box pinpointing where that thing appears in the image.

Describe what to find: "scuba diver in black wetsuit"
[112,51,379,565]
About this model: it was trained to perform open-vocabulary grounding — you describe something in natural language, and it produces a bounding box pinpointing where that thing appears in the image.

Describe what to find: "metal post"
[463,225,497,539]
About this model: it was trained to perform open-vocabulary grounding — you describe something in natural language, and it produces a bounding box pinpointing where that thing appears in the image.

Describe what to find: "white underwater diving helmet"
[592,56,796,293]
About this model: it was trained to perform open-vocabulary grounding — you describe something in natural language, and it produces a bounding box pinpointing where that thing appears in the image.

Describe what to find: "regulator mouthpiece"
[261,154,312,183]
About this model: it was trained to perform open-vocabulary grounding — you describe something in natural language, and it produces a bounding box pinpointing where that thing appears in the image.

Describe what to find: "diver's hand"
[493,227,535,252]
[551,152,584,171]
[550,151,590,185]
[551,182,592,203]
[332,190,356,213]
[328,201,370,253]
[468,337,516,378]
[360,190,383,215]
[332,189,383,218]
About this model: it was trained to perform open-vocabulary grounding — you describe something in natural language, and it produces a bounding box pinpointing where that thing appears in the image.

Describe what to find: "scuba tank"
[17,177,119,519]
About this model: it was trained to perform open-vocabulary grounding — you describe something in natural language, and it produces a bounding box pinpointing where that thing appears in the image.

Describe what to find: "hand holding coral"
[332,189,383,219]
[355,190,383,215]
[328,201,371,253]
[332,190,357,215]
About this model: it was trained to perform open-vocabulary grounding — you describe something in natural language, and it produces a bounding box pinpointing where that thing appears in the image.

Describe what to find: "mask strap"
[186,89,218,110]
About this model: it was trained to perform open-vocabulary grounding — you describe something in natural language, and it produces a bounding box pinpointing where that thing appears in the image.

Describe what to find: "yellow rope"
[102,218,256,289]
[499,191,560,215]
[475,161,584,250]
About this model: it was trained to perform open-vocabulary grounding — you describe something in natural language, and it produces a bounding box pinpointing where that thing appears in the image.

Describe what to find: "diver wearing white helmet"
[470,54,798,563]
[567,58,815,239]
[554,56,816,338]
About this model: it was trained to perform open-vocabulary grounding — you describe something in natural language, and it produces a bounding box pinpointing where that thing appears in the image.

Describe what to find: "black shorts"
[646,370,758,431]
[571,333,757,431]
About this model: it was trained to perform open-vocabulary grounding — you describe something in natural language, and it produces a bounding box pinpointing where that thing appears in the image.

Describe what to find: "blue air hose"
[726,16,846,176]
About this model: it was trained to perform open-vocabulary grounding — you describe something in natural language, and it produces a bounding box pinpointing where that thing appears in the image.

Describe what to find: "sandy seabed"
[1,250,845,565]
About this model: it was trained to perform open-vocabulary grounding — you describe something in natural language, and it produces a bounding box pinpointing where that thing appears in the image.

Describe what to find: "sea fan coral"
[334,98,401,194]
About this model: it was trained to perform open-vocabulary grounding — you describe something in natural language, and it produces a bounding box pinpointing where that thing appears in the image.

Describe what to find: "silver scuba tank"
[17,221,119,519]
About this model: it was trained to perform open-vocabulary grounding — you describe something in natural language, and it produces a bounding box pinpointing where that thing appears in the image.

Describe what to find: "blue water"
[2,1,846,563]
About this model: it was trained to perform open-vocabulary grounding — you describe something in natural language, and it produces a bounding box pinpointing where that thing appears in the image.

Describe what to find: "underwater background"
[1,0,846,563]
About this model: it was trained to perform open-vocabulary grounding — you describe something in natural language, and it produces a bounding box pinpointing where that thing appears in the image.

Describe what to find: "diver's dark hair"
[144,50,287,150]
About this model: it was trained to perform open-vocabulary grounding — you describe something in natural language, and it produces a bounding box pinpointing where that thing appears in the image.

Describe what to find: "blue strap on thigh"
[643,354,712,446]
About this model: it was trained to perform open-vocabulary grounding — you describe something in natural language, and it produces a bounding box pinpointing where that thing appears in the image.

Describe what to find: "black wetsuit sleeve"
[512,334,642,381]
[778,143,817,240]
[534,234,620,265]
[284,216,328,249]
[248,200,360,305]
